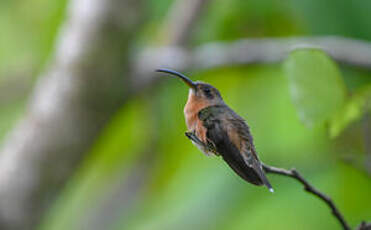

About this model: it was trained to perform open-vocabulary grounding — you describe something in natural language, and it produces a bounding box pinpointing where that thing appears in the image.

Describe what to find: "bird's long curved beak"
[156,68,197,89]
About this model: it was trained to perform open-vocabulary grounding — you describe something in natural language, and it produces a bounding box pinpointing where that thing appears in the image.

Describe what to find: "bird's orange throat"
[183,91,212,145]
[184,91,210,129]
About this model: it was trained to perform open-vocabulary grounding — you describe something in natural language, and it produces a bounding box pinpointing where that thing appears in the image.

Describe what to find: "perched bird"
[156,68,273,192]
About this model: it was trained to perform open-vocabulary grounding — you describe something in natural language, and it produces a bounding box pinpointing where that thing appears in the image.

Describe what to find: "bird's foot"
[185,131,204,146]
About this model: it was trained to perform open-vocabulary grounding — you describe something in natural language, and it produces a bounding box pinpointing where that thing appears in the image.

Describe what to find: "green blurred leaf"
[329,84,371,138]
[284,48,347,127]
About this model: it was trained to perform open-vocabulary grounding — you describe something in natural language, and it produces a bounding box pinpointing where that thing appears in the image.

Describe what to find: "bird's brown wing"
[227,113,273,191]
[199,105,273,191]
[199,106,268,187]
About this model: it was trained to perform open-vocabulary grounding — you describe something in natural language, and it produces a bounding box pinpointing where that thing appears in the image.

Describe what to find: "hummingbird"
[156,68,273,192]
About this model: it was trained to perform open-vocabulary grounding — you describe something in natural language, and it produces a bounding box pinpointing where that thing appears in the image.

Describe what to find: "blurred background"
[0,0,370,229]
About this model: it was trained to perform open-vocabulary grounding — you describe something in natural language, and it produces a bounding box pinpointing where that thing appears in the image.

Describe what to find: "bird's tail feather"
[253,162,274,192]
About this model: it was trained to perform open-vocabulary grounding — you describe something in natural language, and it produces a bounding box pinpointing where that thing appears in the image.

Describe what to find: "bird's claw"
[185,131,203,146]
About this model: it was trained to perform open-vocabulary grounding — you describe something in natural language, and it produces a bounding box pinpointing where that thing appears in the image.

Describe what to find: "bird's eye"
[203,88,213,98]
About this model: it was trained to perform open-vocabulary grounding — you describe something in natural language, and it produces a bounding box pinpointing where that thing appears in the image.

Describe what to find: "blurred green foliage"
[0,0,67,139]
[0,0,370,230]
[284,49,347,127]
[41,66,371,230]
[330,84,371,138]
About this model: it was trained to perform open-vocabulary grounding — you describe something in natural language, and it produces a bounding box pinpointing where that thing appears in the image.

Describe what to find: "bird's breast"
[184,108,197,131]
[184,99,210,146]
[184,108,207,143]
[184,93,210,130]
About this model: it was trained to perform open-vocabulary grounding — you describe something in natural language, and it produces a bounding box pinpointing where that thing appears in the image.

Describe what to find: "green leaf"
[329,84,371,138]
[284,48,347,127]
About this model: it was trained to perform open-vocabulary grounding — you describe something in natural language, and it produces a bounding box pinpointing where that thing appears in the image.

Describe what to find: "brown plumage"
[156,68,273,192]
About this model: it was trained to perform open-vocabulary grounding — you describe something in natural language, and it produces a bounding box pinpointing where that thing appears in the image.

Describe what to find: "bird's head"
[156,68,224,106]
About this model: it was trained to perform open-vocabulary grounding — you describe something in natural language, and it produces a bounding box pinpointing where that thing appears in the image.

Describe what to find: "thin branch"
[189,37,371,69]
[134,37,371,83]
[262,164,351,230]
[10,36,371,108]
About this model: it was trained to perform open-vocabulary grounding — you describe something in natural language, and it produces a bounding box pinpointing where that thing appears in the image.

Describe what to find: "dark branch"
[262,164,351,230]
